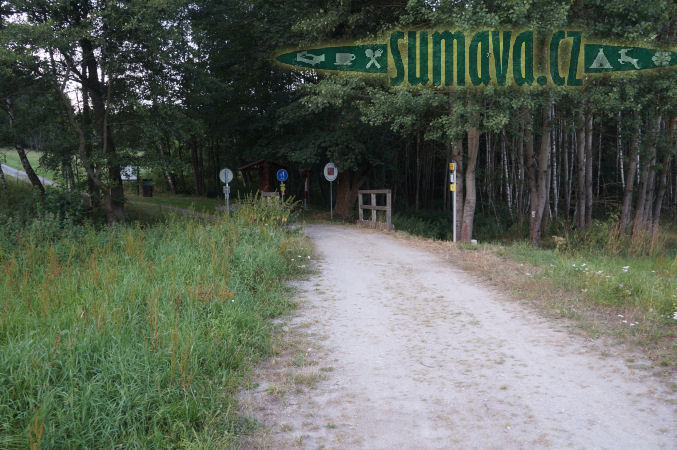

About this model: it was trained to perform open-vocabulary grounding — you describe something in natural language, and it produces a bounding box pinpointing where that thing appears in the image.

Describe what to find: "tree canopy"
[0,0,674,244]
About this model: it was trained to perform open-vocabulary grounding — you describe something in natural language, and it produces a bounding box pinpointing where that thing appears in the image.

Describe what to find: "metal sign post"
[276,169,288,202]
[219,168,234,216]
[450,162,456,242]
[323,163,338,220]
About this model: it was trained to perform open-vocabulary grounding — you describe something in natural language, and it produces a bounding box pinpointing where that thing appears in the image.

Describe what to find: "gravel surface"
[241,224,676,449]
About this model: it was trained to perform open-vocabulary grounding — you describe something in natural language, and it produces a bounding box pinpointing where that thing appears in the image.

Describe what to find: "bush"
[35,188,84,225]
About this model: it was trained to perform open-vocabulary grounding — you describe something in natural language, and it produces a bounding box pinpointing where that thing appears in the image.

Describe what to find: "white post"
[450,162,456,242]
[224,183,230,216]
[330,181,333,220]
[453,183,456,243]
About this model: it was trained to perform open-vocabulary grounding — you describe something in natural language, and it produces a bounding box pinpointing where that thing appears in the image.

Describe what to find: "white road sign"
[323,162,338,182]
[219,168,233,184]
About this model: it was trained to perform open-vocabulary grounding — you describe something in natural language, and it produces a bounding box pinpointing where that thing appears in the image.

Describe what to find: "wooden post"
[357,189,393,230]
[386,190,392,230]
[358,191,364,221]
[371,193,376,224]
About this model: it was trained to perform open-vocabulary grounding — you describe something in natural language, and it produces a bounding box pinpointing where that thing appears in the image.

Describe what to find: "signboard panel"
[323,162,338,182]
[219,168,233,184]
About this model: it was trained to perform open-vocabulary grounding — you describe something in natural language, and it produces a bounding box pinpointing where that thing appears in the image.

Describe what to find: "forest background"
[1,0,676,244]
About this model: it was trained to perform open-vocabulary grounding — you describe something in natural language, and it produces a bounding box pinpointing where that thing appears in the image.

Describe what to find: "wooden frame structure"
[358,189,393,230]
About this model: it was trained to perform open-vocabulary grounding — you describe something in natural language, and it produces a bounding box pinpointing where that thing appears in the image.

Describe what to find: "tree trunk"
[501,128,513,218]
[0,164,6,190]
[633,115,661,235]
[528,105,552,245]
[575,110,586,228]
[585,114,593,226]
[6,98,45,195]
[461,126,480,242]
[334,170,363,219]
[652,121,672,235]
[618,112,625,189]
[81,38,124,223]
[15,145,45,195]
[526,115,538,239]
[619,114,640,234]
[415,131,421,212]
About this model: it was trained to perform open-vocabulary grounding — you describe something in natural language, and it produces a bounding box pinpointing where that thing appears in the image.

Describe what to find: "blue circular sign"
[276,169,288,182]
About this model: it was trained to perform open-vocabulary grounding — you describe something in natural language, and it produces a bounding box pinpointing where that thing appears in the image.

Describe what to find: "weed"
[0,194,311,447]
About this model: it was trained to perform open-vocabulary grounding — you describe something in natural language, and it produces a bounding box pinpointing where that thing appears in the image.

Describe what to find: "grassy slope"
[0,185,311,447]
[0,148,56,180]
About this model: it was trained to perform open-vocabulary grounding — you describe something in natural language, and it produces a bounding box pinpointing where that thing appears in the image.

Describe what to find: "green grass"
[499,242,677,319]
[0,185,310,447]
[0,148,56,181]
[127,192,225,213]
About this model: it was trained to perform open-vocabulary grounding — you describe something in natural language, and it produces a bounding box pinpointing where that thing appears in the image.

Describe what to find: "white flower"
[630,323,637,327]
[525,272,531,276]
[581,263,586,267]
[307,256,311,259]
[652,51,671,67]
[618,314,624,318]
[596,270,604,275]
[622,320,628,323]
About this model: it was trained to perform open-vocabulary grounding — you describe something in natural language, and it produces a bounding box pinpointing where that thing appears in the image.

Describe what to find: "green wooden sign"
[276,30,676,88]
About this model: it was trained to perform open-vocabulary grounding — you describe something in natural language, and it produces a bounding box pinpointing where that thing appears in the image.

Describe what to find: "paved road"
[241,224,676,449]
[1,163,57,186]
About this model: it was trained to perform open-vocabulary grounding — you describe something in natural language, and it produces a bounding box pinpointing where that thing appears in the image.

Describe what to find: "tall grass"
[0,190,310,447]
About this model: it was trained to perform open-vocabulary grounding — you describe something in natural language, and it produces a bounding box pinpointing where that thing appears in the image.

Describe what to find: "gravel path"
[243,224,675,448]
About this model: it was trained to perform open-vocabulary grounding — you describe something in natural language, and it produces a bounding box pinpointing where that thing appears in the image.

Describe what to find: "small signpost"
[219,168,233,215]
[276,169,288,201]
[323,162,338,220]
[449,162,456,242]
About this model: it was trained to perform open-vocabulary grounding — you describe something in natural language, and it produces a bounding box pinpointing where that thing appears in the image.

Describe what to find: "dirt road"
[240,225,676,449]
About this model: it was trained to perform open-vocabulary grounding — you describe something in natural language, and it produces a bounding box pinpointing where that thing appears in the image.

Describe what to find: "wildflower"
[581,263,586,267]
[622,265,630,272]
[625,290,632,295]
[525,272,531,276]
[622,320,627,323]
[618,314,624,318]
[307,256,311,259]
[596,270,604,275]
[581,289,588,293]
[630,323,637,327]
